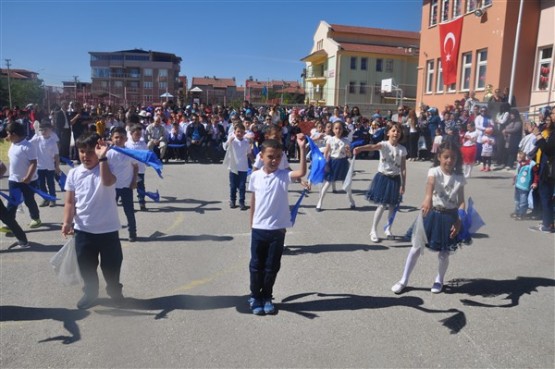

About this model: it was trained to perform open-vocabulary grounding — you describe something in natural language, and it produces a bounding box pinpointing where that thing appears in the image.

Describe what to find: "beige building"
[89,49,181,107]
[302,21,420,109]
[417,0,554,116]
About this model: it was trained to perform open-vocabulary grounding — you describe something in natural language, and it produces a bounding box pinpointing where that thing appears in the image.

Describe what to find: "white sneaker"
[384,227,392,238]
[391,282,406,294]
[431,282,443,294]
[369,231,379,242]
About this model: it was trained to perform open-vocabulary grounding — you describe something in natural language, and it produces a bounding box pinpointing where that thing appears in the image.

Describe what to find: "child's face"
[234,128,245,140]
[40,127,52,138]
[517,152,526,162]
[438,149,457,174]
[79,147,98,170]
[333,123,343,137]
[6,131,23,143]
[388,126,401,142]
[260,147,283,174]
[131,130,142,142]
[111,132,127,147]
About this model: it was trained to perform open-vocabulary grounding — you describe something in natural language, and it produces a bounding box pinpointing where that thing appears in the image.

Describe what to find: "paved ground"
[1,157,554,368]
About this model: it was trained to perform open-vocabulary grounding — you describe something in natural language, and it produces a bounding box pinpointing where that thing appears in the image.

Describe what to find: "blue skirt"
[423,209,460,252]
[366,172,401,205]
[326,157,349,182]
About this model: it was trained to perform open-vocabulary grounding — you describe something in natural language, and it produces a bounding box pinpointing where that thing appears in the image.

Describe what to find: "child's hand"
[450,218,461,239]
[301,180,311,191]
[353,147,359,156]
[531,183,538,190]
[296,133,306,146]
[61,223,74,238]
[95,138,110,159]
[421,199,432,217]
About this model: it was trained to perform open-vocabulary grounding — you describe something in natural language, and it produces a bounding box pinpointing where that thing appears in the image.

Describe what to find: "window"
[426,60,435,93]
[448,83,456,92]
[376,59,383,72]
[92,68,110,78]
[144,68,153,77]
[159,82,168,89]
[385,59,394,73]
[144,95,152,102]
[350,57,357,70]
[461,52,472,91]
[128,68,140,78]
[349,82,356,94]
[100,81,108,88]
[536,46,553,91]
[317,40,324,50]
[475,49,488,90]
[359,82,367,95]
[144,81,153,89]
[158,69,168,78]
[483,0,492,6]
[430,0,438,26]
[467,0,478,13]
[437,60,444,93]
[114,81,123,88]
[453,0,462,17]
[361,57,368,70]
[441,0,449,22]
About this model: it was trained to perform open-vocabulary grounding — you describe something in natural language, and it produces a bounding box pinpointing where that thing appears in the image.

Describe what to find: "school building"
[301,21,420,110]
[417,0,554,116]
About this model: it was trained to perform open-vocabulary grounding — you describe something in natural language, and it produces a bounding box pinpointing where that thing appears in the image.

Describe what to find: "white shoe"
[391,282,406,294]
[431,282,443,294]
[369,231,379,242]
[384,227,392,238]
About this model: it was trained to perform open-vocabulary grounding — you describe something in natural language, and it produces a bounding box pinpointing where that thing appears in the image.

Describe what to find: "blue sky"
[1,0,422,87]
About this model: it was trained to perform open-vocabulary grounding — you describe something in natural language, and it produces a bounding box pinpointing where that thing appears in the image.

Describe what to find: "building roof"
[329,24,420,40]
[192,77,236,89]
[339,42,417,56]
[0,68,38,80]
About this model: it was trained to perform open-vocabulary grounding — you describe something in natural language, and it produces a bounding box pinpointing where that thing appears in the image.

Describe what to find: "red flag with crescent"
[439,16,464,85]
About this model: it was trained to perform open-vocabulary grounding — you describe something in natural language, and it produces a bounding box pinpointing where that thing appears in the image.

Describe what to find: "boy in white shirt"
[30,120,60,207]
[6,122,42,228]
[247,135,307,315]
[126,124,148,211]
[107,127,139,242]
[62,132,123,309]
[224,123,253,210]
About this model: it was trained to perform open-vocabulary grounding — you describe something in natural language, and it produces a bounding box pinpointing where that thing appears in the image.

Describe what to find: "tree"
[0,77,45,108]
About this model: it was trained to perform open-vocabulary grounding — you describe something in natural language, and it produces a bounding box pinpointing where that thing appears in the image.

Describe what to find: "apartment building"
[302,21,420,108]
[89,49,181,107]
[417,0,553,114]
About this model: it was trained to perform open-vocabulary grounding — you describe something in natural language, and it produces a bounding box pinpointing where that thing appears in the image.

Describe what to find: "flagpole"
[508,0,524,106]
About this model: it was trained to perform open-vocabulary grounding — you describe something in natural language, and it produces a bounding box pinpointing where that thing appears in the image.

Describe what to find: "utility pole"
[73,75,79,103]
[5,59,13,109]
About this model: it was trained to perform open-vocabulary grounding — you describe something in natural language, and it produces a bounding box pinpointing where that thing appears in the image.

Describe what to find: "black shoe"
[140,205,147,211]
[239,203,248,211]
[77,293,98,310]
[129,234,137,242]
[39,200,50,207]
[229,201,237,209]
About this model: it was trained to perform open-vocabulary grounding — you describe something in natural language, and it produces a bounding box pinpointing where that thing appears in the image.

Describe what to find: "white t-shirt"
[252,151,289,170]
[125,140,148,174]
[327,136,350,159]
[107,148,137,189]
[65,164,120,234]
[481,135,495,156]
[8,139,38,182]
[225,138,251,172]
[463,130,480,147]
[249,168,293,230]
[428,166,466,209]
[377,141,407,176]
[30,134,59,170]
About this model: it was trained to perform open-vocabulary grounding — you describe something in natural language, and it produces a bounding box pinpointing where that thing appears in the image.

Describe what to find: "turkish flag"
[439,17,464,85]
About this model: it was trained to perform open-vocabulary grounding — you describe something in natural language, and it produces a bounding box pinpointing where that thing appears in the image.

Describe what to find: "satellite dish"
[474,8,484,17]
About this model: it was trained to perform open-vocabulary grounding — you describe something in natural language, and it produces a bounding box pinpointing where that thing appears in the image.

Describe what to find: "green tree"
[0,77,45,108]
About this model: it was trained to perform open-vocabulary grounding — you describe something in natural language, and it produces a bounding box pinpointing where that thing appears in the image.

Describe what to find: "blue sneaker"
[263,299,276,315]
[251,298,264,315]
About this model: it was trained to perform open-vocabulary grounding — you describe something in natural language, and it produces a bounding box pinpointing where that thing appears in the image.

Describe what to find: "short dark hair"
[234,123,245,131]
[111,126,127,136]
[75,132,100,150]
[6,122,26,137]
[129,124,143,134]
[261,139,283,152]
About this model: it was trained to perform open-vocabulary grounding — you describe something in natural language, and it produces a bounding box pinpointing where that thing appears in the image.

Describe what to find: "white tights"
[316,181,354,209]
[399,247,450,286]
[371,205,396,234]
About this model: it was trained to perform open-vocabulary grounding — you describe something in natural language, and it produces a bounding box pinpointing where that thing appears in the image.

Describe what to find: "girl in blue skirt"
[391,141,466,294]
[315,122,355,211]
[353,123,407,242]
